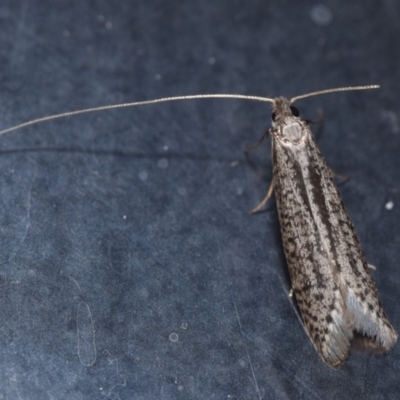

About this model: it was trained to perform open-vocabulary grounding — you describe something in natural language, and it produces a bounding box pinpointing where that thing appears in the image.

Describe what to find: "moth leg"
[250,177,275,214]
[243,130,270,153]
[368,264,376,271]
[303,108,324,125]
[331,169,350,182]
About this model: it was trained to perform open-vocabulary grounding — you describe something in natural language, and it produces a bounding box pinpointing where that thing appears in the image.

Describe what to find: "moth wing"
[272,126,397,369]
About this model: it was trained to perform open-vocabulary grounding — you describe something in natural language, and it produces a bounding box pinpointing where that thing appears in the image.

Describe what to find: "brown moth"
[0,85,396,369]
[252,87,397,368]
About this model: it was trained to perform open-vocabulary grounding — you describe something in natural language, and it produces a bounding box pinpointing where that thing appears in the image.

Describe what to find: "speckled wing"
[271,120,397,369]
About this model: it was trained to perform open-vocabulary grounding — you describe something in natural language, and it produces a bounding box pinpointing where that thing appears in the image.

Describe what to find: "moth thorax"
[280,119,304,143]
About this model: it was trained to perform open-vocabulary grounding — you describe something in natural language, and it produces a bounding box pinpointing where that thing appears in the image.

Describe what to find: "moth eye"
[290,106,300,117]
[271,112,277,122]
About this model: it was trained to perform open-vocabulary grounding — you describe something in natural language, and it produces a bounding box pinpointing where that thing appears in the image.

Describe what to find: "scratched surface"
[0,0,399,399]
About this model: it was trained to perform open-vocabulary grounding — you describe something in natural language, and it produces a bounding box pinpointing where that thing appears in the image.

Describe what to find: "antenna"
[0,85,380,136]
[0,94,274,137]
[290,85,380,103]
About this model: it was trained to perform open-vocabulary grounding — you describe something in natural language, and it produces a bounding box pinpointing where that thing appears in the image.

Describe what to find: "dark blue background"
[0,1,399,398]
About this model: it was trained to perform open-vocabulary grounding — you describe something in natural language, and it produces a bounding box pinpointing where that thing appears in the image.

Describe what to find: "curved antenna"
[290,85,380,103]
[0,93,274,136]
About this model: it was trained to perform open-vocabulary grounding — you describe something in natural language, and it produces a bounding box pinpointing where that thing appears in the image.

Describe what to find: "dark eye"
[290,106,299,117]
[271,112,276,122]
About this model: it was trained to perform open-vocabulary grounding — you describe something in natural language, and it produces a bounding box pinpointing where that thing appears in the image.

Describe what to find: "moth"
[250,86,398,369]
[0,85,397,369]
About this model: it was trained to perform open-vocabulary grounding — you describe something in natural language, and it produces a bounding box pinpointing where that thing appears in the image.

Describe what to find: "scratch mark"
[68,275,82,293]
[214,228,262,399]
[20,174,33,240]
[102,350,127,398]
[232,298,262,400]
[8,369,25,400]
[77,301,97,366]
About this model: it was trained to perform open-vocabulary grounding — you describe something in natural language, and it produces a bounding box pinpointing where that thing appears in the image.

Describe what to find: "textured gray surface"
[0,1,399,399]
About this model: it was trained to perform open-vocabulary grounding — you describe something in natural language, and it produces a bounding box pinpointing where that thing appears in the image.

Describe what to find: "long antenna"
[0,86,379,136]
[290,85,380,103]
[0,94,274,136]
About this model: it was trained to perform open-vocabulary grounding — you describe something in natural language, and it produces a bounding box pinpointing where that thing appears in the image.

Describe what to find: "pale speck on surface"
[163,145,169,151]
[169,332,179,342]
[230,161,239,167]
[97,15,105,22]
[178,188,187,196]
[122,215,127,220]
[236,187,243,196]
[105,21,112,30]
[178,385,184,391]
[310,4,333,26]
[157,158,169,169]
[155,73,161,80]
[208,57,216,65]
[63,30,71,37]
[239,359,246,368]
[181,322,188,329]
[139,171,148,181]
[385,200,394,210]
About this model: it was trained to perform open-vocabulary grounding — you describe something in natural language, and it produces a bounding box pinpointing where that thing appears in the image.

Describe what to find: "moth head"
[271,98,306,144]
[271,97,300,127]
